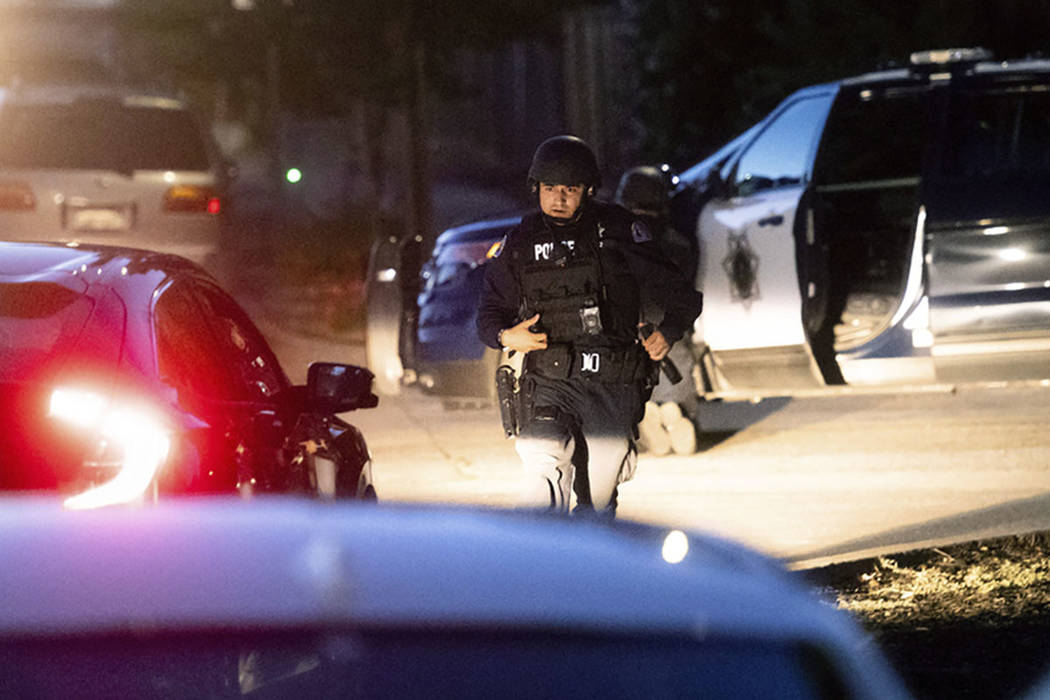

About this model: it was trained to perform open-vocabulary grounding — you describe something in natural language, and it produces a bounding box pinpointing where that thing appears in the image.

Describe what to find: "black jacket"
[476,200,701,352]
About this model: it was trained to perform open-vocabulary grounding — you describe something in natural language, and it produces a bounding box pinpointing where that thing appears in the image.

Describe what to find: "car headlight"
[49,387,172,510]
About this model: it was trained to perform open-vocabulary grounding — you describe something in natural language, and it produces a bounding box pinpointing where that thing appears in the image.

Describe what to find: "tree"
[117,0,607,248]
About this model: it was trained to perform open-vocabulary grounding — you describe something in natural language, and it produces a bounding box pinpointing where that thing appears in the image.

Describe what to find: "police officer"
[615,164,697,282]
[476,135,701,516]
[615,164,702,454]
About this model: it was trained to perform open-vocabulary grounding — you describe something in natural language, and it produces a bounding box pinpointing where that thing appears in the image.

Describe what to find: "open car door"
[697,91,835,397]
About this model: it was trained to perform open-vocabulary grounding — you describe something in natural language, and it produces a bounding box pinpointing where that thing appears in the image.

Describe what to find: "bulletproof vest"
[519,236,606,345]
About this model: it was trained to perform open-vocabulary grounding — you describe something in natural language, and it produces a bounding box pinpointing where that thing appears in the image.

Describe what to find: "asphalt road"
[254,314,1050,570]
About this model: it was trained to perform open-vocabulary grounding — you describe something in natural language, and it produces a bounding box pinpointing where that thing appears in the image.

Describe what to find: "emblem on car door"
[722,233,760,304]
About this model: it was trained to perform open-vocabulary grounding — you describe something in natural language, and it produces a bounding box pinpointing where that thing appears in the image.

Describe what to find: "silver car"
[0,83,226,270]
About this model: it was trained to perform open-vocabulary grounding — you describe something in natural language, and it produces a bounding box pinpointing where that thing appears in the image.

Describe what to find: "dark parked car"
[691,48,1050,400]
[0,241,377,508]
[412,214,520,402]
[0,497,911,698]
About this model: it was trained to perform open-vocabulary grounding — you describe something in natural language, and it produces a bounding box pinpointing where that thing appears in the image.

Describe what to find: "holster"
[495,349,525,438]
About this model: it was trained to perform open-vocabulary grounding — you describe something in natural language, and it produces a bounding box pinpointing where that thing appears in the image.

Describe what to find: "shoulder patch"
[631,220,652,243]
[490,235,506,258]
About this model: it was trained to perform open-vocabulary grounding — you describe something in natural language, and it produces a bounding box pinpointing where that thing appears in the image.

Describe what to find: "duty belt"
[525,343,652,383]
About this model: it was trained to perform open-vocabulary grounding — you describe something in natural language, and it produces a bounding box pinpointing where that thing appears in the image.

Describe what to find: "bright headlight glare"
[50,387,172,510]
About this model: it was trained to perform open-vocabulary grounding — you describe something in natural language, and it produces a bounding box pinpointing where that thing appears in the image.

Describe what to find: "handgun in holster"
[495,348,525,438]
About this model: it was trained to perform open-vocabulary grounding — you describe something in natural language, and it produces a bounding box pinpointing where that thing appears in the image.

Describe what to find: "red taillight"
[49,386,172,510]
[163,185,220,214]
[0,180,35,211]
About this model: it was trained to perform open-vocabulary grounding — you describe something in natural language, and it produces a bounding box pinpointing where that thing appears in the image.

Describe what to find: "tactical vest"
[519,235,606,345]
[516,217,652,383]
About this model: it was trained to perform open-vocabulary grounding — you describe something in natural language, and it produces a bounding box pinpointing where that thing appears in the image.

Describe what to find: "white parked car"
[0,497,911,698]
[0,82,228,270]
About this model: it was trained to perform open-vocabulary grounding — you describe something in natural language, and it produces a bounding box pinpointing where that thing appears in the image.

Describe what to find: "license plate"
[70,207,130,232]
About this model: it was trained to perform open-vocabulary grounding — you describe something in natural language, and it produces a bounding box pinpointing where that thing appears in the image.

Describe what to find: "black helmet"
[615,165,675,214]
[527,135,601,190]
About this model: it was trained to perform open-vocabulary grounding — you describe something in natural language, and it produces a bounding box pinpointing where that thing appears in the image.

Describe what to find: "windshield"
[0,100,211,172]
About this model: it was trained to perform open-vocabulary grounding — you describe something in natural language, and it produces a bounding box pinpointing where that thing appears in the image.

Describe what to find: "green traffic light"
[285,167,302,184]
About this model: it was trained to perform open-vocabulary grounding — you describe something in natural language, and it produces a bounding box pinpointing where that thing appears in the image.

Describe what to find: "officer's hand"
[502,314,548,353]
[640,324,670,361]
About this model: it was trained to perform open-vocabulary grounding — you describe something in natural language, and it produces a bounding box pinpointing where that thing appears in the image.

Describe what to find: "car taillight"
[0,180,35,211]
[49,387,172,510]
[163,185,221,215]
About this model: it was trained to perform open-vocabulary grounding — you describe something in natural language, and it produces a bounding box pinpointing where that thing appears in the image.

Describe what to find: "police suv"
[691,48,1050,400]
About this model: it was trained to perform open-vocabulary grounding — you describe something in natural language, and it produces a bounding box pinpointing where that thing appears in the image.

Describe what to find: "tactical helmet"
[527,135,601,191]
[614,165,675,214]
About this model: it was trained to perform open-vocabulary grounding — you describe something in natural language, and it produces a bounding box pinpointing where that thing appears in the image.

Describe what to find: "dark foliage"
[629,0,1050,167]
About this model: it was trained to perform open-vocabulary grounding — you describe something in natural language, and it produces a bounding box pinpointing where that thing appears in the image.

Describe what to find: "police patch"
[490,235,506,258]
[631,220,652,243]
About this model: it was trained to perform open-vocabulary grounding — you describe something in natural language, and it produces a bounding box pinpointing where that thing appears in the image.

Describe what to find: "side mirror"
[306,363,379,413]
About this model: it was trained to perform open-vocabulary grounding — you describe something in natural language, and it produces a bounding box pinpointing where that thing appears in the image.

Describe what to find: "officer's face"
[539,183,585,221]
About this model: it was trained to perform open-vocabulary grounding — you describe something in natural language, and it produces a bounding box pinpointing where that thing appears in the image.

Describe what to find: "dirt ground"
[806,532,1050,699]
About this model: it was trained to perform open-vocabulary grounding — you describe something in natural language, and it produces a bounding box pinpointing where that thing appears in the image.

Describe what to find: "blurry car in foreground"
[0,241,377,508]
[0,497,911,698]
[412,214,519,402]
[0,82,228,271]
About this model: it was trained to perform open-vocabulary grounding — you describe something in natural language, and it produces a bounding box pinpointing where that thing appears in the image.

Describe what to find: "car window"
[926,84,1050,221]
[942,86,1050,178]
[0,282,91,382]
[154,282,236,401]
[0,100,210,172]
[815,87,929,185]
[677,122,761,187]
[733,95,834,196]
[191,285,288,401]
[0,630,841,699]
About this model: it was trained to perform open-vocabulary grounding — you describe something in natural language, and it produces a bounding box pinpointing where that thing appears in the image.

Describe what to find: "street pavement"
[250,309,1050,571]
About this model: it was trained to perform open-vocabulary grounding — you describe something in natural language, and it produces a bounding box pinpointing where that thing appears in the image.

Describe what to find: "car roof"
[0,498,908,696]
[0,240,200,289]
[0,241,212,381]
[0,498,812,635]
[837,52,1050,90]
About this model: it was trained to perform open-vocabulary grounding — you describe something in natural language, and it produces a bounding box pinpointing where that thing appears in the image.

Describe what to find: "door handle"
[758,215,784,227]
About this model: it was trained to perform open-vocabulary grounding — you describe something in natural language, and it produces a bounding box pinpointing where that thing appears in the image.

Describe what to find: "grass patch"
[812,533,1050,699]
